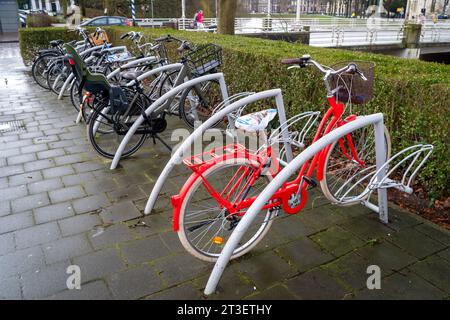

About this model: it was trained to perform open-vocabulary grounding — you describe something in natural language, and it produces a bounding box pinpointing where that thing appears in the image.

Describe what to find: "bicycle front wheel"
[178,158,276,262]
[320,122,391,205]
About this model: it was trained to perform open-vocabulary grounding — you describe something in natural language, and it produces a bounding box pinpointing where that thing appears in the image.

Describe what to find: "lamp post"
[181,0,185,19]
[378,0,384,16]
[151,0,154,19]
[181,0,185,30]
[296,0,301,21]
[268,0,272,17]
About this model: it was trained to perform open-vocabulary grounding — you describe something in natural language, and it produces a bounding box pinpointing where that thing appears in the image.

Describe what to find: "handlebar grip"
[120,33,129,39]
[281,58,302,65]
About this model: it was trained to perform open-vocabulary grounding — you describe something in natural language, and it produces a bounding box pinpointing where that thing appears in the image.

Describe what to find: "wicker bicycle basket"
[330,61,376,105]
[182,44,223,76]
[89,32,110,46]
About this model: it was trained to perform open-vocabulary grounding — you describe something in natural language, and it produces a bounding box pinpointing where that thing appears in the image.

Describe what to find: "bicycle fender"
[171,172,200,232]
[316,115,357,181]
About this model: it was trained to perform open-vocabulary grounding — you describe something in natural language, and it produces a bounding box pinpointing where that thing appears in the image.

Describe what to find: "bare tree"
[218,0,237,34]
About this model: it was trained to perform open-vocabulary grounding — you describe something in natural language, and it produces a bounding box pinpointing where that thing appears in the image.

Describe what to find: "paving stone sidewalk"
[0,43,449,300]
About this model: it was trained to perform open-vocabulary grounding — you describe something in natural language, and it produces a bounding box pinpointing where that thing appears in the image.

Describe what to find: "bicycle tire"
[320,122,391,206]
[178,158,276,262]
[87,97,147,159]
[32,53,58,89]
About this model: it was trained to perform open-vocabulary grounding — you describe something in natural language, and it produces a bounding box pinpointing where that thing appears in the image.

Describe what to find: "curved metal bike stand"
[203,113,388,295]
[140,89,294,215]
[110,72,230,170]
[106,56,159,80]
[125,63,183,86]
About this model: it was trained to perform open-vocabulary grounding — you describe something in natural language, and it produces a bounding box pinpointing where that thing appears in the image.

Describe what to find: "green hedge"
[19,27,450,199]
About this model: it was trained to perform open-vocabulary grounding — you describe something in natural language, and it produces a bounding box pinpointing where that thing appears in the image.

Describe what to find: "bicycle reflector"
[213,237,224,245]
[68,58,75,66]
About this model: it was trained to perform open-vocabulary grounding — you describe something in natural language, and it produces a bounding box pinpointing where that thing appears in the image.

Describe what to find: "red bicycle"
[171,55,391,261]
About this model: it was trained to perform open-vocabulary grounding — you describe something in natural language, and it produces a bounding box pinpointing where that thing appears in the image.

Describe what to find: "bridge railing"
[420,24,450,43]
[310,26,405,47]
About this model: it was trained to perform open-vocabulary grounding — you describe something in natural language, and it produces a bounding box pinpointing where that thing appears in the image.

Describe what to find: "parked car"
[437,14,448,19]
[80,16,132,27]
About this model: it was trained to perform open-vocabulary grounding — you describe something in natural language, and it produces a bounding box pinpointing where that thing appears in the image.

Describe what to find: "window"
[108,17,123,25]
[90,18,107,26]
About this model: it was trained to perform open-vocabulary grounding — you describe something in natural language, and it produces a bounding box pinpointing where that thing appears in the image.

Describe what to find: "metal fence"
[134,17,450,48]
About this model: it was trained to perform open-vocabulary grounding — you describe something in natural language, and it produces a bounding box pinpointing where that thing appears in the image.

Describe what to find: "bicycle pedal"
[303,176,317,189]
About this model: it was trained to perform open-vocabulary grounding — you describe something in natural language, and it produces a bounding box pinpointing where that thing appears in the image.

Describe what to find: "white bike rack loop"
[106,56,159,80]
[203,113,388,295]
[140,88,294,216]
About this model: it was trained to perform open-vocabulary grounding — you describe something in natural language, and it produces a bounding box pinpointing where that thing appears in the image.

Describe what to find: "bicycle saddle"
[120,70,145,81]
[50,39,64,47]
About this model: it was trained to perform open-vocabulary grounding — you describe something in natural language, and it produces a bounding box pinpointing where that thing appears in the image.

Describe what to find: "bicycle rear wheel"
[178,158,276,262]
[87,98,147,159]
[179,79,223,129]
[320,122,391,205]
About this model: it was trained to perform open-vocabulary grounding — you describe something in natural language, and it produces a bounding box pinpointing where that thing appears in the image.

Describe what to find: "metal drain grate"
[0,121,26,133]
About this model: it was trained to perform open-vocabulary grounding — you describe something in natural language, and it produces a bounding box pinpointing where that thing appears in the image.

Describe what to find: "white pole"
[181,0,186,18]
[267,0,272,17]
[296,0,301,20]
[181,0,186,29]
[378,0,384,15]
[405,0,411,20]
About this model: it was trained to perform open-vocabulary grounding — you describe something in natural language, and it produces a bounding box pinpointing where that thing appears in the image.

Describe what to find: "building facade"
[28,0,63,13]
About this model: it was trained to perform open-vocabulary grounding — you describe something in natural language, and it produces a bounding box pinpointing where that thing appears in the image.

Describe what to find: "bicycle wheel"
[158,70,178,98]
[320,122,391,205]
[178,158,277,262]
[155,70,180,112]
[32,54,58,89]
[179,79,223,129]
[69,80,82,112]
[51,66,71,96]
[87,95,147,159]
[46,62,69,96]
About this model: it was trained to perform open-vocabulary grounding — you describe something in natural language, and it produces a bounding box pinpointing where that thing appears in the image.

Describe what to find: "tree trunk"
[218,0,237,35]
[60,0,68,16]
[78,0,86,17]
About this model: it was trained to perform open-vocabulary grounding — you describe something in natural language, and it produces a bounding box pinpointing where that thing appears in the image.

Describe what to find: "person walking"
[197,10,204,29]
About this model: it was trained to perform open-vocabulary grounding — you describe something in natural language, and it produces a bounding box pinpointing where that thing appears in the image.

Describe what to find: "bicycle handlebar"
[282,54,367,81]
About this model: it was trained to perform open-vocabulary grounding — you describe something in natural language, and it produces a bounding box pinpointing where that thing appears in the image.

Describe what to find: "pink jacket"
[197,11,203,23]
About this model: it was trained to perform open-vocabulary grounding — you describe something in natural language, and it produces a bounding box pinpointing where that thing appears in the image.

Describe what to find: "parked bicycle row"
[30,28,433,295]
[31,26,224,158]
